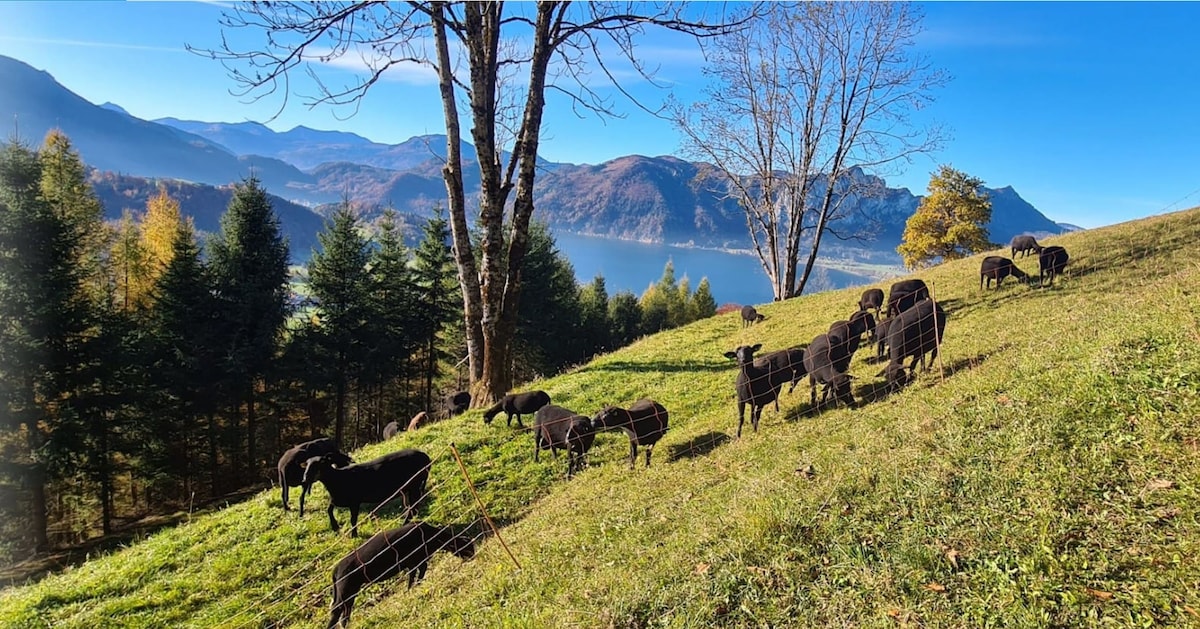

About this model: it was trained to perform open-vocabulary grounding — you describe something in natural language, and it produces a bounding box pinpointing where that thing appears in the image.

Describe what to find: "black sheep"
[381,421,400,440]
[326,521,475,629]
[980,256,1030,289]
[533,405,596,477]
[724,344,793,437]
[302,449,432,536]
[858,288,885,317]
[828,309,876,365]
[740,305,765,327]
[886,278,931,317]
[1039,245,1069,287]
[591,399,670,468]
[483,390,551,428]
[874,317,896,362]
[1010,234,1042,258]
[277,438,352,512]
[444,391,471,417]
[802,333,856,409]
[753,345,808,411]
[878,297,947,390]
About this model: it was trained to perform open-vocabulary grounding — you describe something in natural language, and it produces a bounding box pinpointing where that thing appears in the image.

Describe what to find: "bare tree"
[198,2,754,403]
[672,2,946,301]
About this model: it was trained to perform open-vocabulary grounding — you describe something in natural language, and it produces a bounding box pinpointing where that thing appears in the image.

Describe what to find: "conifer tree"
[307,204,372,445]
[366,208,420,420]
[898,165,994,269]
[608,291,643,348]
[578,274,611,357]
[110,209,151,312]
[515,222,582,377]
[141,187,183,283]
[411,211,458,412]
[690,277,718,321]
[209,176,290,479]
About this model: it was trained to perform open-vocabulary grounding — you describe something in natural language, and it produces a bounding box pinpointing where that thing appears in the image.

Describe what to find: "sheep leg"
[809,373,819,408]
[751,404,761,433]
[645,446,653,468]
[281,476,290,511]
[736,400,746,438]
[327,580,357,629]
[629,442,637,469]
[348,506,360,537]
[410,562,428,588]
[298,487,306,517]
[514,413,525,429]
[327,505,340,533]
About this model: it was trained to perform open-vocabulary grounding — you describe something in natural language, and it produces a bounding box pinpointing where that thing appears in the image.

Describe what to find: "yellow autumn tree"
[897,165,994,269]
[110,209,151,311]
[141,187,183,279]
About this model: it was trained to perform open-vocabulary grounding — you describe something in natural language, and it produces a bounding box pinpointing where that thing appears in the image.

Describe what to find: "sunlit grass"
[2,208,1199,628]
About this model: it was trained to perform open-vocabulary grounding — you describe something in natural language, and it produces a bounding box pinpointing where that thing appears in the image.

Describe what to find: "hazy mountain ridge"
[1,53,1069,261]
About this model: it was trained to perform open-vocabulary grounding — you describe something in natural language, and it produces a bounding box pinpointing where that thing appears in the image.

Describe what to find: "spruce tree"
[366,208,420,421]
[411,211,458,411]
[690,277,718,321]
[209,176,290,480]
[608,291,643,348]
[307,204,372,445]
[578,274,611,357]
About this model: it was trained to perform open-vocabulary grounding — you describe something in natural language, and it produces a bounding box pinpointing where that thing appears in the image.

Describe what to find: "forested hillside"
[2,195,1196,626]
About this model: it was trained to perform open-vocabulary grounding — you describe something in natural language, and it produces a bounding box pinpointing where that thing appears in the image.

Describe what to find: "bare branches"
[672,2,946,300]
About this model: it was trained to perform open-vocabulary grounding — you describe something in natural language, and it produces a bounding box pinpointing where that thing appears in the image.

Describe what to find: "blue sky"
[1,1,1198,229]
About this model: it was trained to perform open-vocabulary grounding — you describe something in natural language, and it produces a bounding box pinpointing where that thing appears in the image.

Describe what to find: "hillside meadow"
[2,207,1199,628]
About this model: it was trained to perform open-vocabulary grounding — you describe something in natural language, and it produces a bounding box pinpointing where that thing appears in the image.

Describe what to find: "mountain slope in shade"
[0,55,321,202]
[88,171,326,261]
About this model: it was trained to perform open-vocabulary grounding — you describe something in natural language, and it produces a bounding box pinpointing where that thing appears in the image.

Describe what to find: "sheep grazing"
[980,256,1030,289]
[591,399,670,468]
[753,345,808,411]
[740,305,765,327]
[406,411,430,432]
[381,421,400,440]
[858,288,885,318]
[886,278,931,317]
[277,438,352,512]
[1039,245,1069,287]
[724,344,794,437]
[802,333,855,409]
[326,521,475,629]
[878,297,947,391]
[829,309,876,363]
[444,391,471,418]
[1010,234,1042,258]
[302,449,432,536]
[533,405,596,477]
[483,390,551,428]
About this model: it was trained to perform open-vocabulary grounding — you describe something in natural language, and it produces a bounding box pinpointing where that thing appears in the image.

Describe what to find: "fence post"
[450,442,522,570]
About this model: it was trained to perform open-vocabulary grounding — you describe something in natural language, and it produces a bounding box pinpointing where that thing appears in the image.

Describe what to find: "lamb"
[444,391,471,417]
[878,297,947,391]
[277,438,352,512]
[302,448,432,536]
[591,399,670,468]
[858,288,885,318]
[1010,234,1042,258]
[980,255,1030,289]
[802,333,856,409]
[886,278,931,317]
[406,411,430,432]
[381,421,400,440]
[740,305,765,327]
[533,405,596,477]
[1039,245,1069,287]
[326,521,476,629]
[724,344,792,437]
[483,390,551,428]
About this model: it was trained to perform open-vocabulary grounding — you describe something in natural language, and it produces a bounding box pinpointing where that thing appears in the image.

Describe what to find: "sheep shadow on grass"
[668,431,732,461]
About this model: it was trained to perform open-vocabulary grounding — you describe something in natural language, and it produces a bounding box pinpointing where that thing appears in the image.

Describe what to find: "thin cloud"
[0,35,184,54]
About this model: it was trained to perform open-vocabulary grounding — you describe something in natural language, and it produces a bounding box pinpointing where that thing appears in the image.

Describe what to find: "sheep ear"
[875,368,887,378]
[751,343,762,352]
[723,351,737,360]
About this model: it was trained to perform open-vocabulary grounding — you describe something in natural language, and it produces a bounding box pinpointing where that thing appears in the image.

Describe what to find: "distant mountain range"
[1,54,1070,264]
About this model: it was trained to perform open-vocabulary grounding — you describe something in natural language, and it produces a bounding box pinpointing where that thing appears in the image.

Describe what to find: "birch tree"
[673,2,945,300]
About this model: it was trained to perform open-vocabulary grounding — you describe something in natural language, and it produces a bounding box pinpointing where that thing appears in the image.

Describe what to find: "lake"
[552,231,885,307]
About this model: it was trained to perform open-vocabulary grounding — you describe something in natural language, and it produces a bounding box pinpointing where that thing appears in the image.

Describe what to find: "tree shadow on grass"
[668,431,732,461]
[580,359,732,374]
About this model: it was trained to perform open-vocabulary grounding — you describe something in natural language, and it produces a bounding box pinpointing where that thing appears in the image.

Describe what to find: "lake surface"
[552,231,877,307]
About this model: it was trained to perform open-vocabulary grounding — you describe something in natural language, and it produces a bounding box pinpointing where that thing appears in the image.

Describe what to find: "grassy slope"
[3,208,1200,628]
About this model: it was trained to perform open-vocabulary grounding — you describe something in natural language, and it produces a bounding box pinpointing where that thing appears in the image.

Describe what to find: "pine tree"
[209,176,290,481]
[515,222,583,377]
[366,208,420,422]
[38,130,108,297]
[307,204,372,445]
[689,277,718,321]
[411,210,458,412]
[897,165,994,269]
[608,291,643,348]
[578,274,611,358]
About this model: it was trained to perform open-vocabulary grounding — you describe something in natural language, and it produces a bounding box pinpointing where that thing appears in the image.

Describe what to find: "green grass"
[4,208,1200,628]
